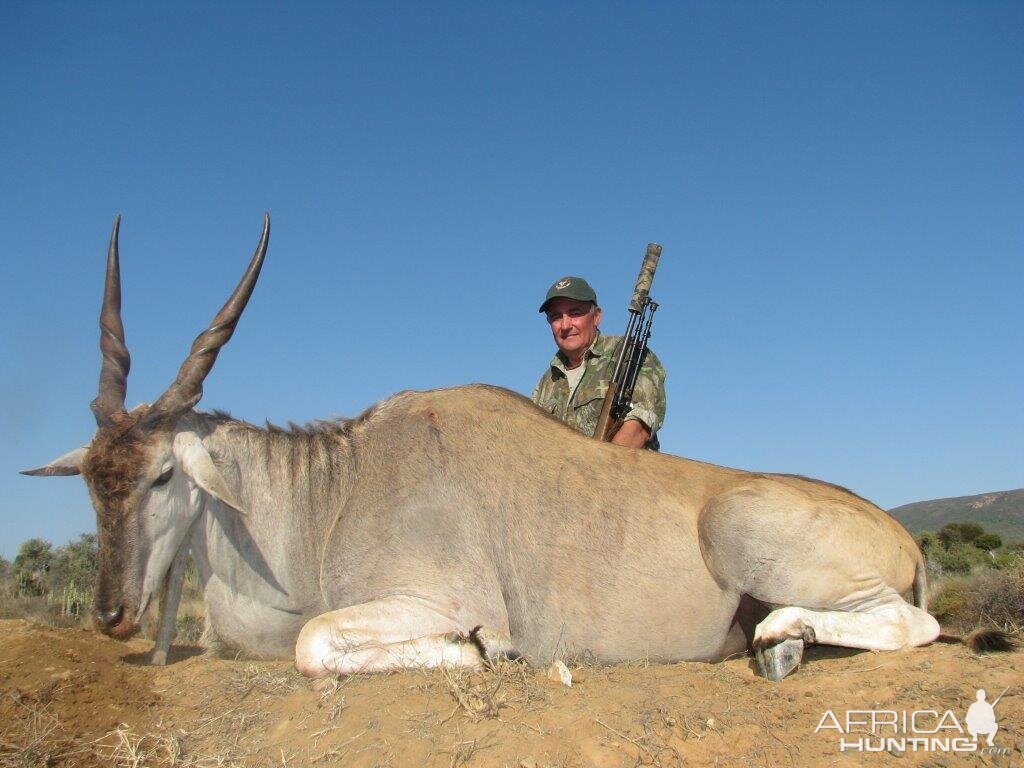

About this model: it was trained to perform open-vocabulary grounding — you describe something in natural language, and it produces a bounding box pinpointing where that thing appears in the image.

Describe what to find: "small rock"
[706,717,716,730]
[546,660,572,687]
[664,716,677,727]
[519,759,537,768]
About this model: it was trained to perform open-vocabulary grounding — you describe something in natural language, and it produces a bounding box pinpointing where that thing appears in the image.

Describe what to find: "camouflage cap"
[539,276,598,313]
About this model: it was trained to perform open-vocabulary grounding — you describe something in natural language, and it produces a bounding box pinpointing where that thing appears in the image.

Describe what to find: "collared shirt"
[532,331,667,450]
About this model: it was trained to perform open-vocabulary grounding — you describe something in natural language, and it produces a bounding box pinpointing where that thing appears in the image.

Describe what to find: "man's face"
[545,297,602,362]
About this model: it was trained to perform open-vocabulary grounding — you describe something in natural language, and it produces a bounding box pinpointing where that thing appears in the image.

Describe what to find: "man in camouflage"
[532,276,666,450]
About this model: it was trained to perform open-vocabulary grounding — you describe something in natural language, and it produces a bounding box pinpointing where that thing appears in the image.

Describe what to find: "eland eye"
[152,467,174,487]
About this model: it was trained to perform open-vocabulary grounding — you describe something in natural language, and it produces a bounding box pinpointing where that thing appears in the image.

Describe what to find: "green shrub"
[921,522,1010,578]
[51,533,97,589]
[930,559,1024,633]
[916,530,938,555]
[933,542,989,575]
[973,532,1003,552]
[930,576,970,623]
[937,524,987,548]
[13,538,54,596]
[1,535,96,627]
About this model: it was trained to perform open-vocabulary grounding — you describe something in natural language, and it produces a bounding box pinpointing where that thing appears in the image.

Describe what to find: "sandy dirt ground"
[1,619,1021,768]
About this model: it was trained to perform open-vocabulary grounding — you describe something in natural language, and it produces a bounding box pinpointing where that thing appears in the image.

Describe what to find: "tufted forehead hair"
[82,405,164,507]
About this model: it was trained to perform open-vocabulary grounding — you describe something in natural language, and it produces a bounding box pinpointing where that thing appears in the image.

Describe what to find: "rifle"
[990,686,1009,708]
[593,243,662,441]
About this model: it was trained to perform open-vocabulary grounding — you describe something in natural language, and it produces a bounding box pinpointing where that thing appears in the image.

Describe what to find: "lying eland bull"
[23,215,1002,681]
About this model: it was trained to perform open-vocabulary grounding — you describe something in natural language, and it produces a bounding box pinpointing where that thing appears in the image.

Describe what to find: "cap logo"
[555,278,572,289]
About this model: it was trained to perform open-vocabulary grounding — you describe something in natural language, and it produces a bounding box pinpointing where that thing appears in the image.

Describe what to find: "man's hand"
[610,418,651,449]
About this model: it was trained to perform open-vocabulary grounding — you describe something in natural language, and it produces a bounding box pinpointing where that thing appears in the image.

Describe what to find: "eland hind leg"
[294,595,517,678]
[698,477,939,680]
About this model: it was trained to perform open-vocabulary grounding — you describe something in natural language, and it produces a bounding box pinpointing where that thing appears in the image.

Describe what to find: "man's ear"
[172,432,246,514]
[593,305,602,326]
[21,446,89,476]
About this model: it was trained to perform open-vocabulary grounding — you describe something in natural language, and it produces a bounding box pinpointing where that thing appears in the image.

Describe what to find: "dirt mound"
[1,620,1021,767]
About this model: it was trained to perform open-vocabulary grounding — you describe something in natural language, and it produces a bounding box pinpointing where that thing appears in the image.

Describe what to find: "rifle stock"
[594,379,619,441]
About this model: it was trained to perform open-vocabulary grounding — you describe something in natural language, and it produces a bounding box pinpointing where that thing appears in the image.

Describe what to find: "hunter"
[532,276,666,450]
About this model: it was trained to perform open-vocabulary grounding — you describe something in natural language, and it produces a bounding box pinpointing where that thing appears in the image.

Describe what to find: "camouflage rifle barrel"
[628,243,662,313]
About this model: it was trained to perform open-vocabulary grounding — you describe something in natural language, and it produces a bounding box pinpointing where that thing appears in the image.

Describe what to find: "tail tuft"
[963,629,1018,653]
[934,629,1018,651]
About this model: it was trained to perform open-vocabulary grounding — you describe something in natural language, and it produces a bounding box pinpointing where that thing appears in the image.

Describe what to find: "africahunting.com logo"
[815,687,1011,755]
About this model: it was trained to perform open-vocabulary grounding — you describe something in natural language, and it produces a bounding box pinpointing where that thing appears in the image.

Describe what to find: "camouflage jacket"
[532,332,666,450]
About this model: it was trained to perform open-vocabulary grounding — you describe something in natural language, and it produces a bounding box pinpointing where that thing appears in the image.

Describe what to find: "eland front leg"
[294,595,516,677]
[151,544,190,665]
[752,590,940,680]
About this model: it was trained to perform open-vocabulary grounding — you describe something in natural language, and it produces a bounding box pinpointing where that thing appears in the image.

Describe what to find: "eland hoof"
[755,637,804,681]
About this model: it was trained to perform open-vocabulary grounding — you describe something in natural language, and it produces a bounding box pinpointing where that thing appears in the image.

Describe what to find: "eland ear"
[21,446,89,477]
[173,432,246,514]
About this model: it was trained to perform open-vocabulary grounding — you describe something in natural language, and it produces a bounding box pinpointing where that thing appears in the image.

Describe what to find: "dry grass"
[95,724,255,768]
[430,658,547,724]
[437,726,500,768]
[438,667,506,722]
[0,594,91,629]
[0,691,94,768]
[1,710,250,768]
[224,662,306,701]
[83,661,303,768]
[98,726,173,768]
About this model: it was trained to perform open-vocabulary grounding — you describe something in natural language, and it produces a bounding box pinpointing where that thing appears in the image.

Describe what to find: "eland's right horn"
[146,213,270,423]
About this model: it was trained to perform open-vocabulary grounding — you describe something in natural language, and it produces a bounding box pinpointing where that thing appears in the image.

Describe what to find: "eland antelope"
[25,214,954,681]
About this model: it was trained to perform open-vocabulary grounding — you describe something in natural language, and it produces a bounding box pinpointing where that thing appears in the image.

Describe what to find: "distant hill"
[889,488,1024,545]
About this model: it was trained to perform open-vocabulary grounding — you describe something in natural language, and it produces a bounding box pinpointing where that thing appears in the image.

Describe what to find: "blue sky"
[2,2,1021,558]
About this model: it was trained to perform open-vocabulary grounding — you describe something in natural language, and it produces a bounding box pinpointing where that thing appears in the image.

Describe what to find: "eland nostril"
[97,606,124,629]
